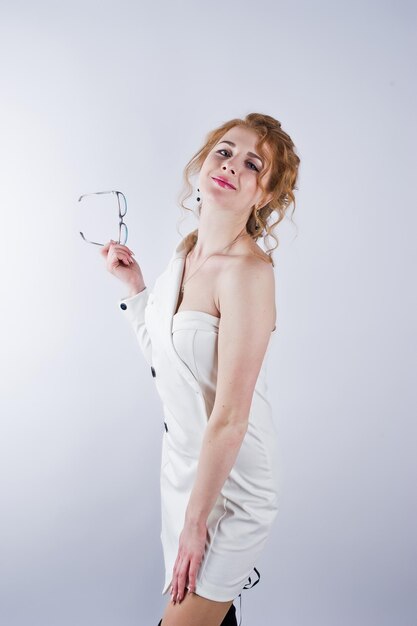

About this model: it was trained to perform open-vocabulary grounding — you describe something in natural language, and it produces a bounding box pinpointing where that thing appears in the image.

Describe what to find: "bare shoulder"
[218,243,275,291]
[217,253,275,304]
[215,250,276,333]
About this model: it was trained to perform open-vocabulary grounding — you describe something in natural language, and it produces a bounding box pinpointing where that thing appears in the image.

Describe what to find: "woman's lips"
[212,177,236,190]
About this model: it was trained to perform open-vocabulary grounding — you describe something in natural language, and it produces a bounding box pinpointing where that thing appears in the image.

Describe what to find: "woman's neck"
[189,226,250,262]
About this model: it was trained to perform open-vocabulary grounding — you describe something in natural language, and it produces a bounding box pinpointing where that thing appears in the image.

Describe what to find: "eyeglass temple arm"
[79,231,104,246]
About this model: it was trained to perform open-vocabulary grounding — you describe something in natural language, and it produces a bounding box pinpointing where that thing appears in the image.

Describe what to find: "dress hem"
[161,581,238,603]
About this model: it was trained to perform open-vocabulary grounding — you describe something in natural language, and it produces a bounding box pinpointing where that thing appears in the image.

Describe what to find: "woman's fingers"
[99,240,141,286]
[187,557,199,594]
[171,552,184,604]
[102,240,134,254]
[171,557,190,604]
[176,565,188,603]
[106,241,135,264]
[109,240,135,255]
[100,241,112,255]
[119,253,134,265]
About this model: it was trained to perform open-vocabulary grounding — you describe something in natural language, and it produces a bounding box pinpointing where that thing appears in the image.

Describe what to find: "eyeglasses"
[77,190,128,246]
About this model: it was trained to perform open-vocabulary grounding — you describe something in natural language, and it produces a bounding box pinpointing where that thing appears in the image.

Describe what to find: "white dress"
[119,237,280,603]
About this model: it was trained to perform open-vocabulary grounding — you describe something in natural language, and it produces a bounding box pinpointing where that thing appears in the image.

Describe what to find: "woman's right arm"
[101,240,153,367]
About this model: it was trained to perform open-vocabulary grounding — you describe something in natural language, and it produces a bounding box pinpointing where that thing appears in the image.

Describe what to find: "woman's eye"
[216,149,259,172]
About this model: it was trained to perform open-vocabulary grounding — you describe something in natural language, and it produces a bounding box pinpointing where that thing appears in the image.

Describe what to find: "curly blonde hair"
[176,112,300,267]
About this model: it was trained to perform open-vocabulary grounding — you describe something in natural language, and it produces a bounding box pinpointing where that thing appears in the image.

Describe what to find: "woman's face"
[198,125,271,217]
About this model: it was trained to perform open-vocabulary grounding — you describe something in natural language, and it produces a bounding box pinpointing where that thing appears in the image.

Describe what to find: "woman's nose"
[222,164,236,174]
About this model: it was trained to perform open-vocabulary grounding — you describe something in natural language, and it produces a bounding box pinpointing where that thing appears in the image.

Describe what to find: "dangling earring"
[196,188,201,202]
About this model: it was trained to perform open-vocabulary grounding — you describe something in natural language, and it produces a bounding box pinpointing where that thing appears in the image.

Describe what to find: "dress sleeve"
[118,286,152,367]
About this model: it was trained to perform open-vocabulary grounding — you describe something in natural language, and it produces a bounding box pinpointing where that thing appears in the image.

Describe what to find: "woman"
[101,113,300,626]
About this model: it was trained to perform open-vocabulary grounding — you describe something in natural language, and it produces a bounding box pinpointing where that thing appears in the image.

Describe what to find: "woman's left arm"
[170,256,276,604]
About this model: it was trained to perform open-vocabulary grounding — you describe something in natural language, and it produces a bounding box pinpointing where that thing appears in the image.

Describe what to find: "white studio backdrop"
[0,1,416,625]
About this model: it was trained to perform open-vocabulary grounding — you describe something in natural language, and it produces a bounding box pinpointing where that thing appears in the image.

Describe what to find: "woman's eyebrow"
[217,140,264,166]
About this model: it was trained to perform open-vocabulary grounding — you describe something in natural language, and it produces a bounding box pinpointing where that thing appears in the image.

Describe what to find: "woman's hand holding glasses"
[100,240,146,296]
[78,190,145,297]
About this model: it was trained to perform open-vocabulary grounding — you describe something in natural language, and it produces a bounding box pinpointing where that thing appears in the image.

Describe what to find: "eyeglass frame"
[77,190,128,246]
